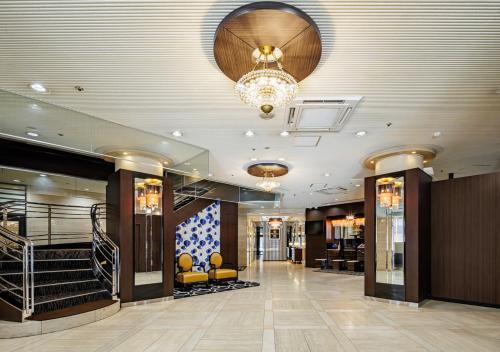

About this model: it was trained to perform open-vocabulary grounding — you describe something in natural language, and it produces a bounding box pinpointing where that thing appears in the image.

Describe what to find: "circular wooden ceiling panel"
[247,162,289,177]
[214,2,322,82]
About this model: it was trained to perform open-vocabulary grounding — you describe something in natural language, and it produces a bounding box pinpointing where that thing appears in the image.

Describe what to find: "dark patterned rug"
[174,280,260,299]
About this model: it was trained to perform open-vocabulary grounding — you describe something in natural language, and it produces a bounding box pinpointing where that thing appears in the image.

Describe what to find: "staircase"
[0,201,119,322]
[0,243,111,316]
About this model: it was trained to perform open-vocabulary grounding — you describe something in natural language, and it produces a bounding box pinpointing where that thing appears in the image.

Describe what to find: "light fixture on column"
[377,178,394,208]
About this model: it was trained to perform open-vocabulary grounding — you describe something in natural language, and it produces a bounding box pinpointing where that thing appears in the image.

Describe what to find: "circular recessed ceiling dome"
[363,146,439,170]
[247,162,289,177]
[213,1,322,83]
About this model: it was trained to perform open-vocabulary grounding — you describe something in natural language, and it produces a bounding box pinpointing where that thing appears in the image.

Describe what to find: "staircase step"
[34,288,111,315]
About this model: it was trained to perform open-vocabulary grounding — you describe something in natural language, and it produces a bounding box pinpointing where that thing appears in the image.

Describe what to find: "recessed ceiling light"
[370,160,374,164]
[250,157,258,161]
[40,174,47,177]
[355,131,367,137]
[245,130,255,137]
[280,131,289,137]
[30,103,41,110]
[122,152,128,155]
[163,161,168,165]
[355,184,361,187]
[29,83,48,93]
[423,160,428,164]
[208,173,213,177]
[278,157,285,161]
[309,192,313,195]
[13,179,21,183]
[411,151,417,154]
[432,131,442,138]
[193,168,198,172]
[26,131,39,137]
[335,198,339,201]
[84,188,90,191]
[172,130,183,137]
[324,172,331,177]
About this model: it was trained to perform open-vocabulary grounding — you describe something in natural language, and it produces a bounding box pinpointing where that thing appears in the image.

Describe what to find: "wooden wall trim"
[162,177,175,297]
[364,176,376,297]
[431,172,500,305]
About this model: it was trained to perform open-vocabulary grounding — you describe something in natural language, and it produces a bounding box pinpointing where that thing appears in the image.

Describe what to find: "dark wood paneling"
[364,176,376,297]
[305,232,326,268]
[431,172,499,305]
[304,201,364,268]
[220,202,238,269]
[405,168,431,303]
[106,169,134,303]
[162,177,175,297]
[0,137,114,180]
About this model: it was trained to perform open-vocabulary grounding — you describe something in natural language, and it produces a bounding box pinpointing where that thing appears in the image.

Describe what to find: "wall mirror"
[134,177,163,285]
[375,176,405,286]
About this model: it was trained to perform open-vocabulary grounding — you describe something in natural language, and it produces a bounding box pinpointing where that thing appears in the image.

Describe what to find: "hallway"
[1,261,500,351]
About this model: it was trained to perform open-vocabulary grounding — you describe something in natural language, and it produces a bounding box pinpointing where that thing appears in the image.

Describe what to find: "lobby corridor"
[1,261,500,352]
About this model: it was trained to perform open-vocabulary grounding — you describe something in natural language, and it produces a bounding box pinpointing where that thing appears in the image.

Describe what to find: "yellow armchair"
[175,253,209,286]
[208,252,238,281]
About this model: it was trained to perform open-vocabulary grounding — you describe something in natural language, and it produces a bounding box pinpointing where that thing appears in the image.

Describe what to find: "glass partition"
[134,177,163,286]
[375,176,405,285]
[0,89,209,177]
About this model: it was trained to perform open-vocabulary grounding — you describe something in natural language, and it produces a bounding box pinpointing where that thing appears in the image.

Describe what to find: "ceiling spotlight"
[324,172,331,177]
[84,188,90,191]
[26,131,39,137]
[433,131,442,138]
[208,173,213,177]
[171,130,183,137]
[370,160,375,164]
[193,168,198,172]
[280,131,289,137]
[29,83,48,93]
[355,131,367,137]
[40,174,47,177]
[411,151,417,154]
[13,179,21,183]
[245,130,255,137]
[278,157,285,161]
[355,184,361,187]
[309,192,313,195]
[122,152,128,156]
[335,198,339,201]
[163,161,168,165]
[423,160,428,164]
[250,157,258,161]
[30,103,41,111]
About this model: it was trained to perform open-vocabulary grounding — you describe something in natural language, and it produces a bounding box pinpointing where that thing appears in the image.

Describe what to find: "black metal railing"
[90,204,119,297]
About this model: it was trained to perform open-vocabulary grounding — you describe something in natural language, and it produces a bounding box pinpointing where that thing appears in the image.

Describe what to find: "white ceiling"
[0,0,499,209]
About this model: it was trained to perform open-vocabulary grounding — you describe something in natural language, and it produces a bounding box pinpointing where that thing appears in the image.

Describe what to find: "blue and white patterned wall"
[175,201,220,272]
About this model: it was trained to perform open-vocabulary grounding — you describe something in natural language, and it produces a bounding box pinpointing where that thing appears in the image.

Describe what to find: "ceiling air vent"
[316,186,348,196]
[284,96,363,132]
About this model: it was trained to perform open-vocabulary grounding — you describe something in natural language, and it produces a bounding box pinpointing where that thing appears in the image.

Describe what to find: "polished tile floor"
[2,261,500,351]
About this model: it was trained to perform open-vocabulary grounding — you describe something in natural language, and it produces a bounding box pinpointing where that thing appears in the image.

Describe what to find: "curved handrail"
[90,203,119,296]
[0,224,34,318]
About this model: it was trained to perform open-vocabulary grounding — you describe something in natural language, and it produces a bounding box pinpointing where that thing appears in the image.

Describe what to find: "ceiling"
[0,0,499,209]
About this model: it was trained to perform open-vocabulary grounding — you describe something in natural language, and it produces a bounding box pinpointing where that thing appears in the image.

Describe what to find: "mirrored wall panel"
[375,176,405,286]
[134,177,163,285]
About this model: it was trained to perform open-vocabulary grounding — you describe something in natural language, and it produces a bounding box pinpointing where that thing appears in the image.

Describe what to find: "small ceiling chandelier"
[256,171,281,192]
[235,45,298,115]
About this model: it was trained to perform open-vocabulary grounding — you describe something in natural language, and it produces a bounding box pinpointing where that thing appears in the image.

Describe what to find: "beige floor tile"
[274,310,325,329]
[275,330,310,352]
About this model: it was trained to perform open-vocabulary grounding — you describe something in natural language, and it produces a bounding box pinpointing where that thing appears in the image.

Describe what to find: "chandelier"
[256,172,280,192]
[235,45,298,115]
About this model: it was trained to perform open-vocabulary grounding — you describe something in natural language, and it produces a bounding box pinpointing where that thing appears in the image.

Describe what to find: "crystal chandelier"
[256,172,280,192]
[235,45,298,115]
